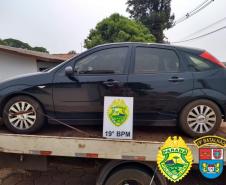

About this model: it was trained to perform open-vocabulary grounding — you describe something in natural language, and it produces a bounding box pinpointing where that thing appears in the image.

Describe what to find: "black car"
[0,42,225,137]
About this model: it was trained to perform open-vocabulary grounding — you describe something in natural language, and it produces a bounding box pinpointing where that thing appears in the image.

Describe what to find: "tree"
[32,47,49,53]
[3,38,32,50]
[173,156,180,164]
[126,0,175,42]
[84,13,155,49]
[0,38,49,53]
[68,50,76,54]
[0,39,4,45]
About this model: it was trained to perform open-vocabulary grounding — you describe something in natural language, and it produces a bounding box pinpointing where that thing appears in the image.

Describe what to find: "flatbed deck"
[0,123,225,164]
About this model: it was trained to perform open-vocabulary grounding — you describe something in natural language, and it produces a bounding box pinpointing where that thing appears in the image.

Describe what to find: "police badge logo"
[107,99,129,127]
[194,136,225,179]
[157,136,193,182]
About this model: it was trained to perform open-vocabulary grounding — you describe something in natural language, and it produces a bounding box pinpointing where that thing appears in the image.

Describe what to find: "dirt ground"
[0,165,225,185]
[0,163,98,185]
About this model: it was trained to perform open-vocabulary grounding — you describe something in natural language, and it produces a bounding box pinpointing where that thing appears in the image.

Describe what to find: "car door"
[127,46,194,125]
[52,46,131,123]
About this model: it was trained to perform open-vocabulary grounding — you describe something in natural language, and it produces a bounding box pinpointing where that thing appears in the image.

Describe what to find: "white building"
[0,45,75,82]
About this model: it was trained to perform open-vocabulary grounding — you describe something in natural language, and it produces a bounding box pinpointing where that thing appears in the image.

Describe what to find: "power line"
[183,17,226,39]
[174,0,213,25]
[173,0,214,26]
[175,0,209,23]
[171,25,226,44]
[187,0,209,14]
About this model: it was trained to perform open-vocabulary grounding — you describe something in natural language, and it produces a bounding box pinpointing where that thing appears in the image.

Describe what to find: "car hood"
[0,72,53,90]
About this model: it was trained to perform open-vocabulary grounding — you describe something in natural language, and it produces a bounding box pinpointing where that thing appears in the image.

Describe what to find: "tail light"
[200,51,226,69]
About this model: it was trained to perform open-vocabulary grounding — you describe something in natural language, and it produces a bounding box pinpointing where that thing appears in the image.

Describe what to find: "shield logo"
[107,99,129,127]
[157,136,193,182]
[199,148,224,179]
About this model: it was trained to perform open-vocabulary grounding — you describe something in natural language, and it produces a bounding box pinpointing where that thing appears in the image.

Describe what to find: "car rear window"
[184,52,217,72]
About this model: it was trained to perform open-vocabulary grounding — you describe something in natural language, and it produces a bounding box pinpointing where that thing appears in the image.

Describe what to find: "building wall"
[37,60,61,71]
[0,51,37,82]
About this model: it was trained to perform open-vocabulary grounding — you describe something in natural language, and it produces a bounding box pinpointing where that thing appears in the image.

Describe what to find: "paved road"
[0,165,225,185]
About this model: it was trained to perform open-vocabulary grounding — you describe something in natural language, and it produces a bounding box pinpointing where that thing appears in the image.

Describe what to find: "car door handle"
[168,77,184,82]
[103,80,119,87]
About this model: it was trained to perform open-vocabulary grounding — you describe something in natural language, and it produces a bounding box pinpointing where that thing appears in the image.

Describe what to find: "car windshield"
[45,61,68,72]
[47,54,80,72]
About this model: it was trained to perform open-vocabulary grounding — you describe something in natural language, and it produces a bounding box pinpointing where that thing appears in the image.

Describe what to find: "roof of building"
[52,53,76,61]
[0,44,76,62]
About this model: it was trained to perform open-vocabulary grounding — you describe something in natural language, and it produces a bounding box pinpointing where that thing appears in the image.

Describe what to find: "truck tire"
[104,167,156,185]
[179,99,222,137]
[3,96,45,134]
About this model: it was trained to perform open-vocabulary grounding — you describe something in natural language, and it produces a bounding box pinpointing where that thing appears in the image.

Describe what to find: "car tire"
[3,96,45,134]
[179,99,222,137]
[104,167,156,185]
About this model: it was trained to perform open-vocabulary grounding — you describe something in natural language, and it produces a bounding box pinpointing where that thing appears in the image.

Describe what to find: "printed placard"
[103,96,133,139]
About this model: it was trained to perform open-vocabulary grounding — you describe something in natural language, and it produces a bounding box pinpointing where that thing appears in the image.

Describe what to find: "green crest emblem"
[107,99,129,127]
[157,136,193,182]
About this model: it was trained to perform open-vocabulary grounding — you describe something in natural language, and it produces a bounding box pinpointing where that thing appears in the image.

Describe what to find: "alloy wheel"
[187,105,216,133]
[8,101,37,130]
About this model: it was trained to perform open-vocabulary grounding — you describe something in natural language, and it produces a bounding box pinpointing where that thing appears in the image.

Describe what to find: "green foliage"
[0,39,4,45]
[68,50,76,54]
[32,47,49,53]
[3,38,32,50]
[84,13,156,49]
[127,0,175,42]
[0,38,49,53]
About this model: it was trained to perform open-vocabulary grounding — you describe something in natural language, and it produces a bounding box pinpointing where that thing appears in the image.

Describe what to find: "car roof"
[94,42,169,48]
[93,42,205,54]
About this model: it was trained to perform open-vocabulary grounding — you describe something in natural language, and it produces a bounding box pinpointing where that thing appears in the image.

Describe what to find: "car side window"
[184,53,216,72]
[134,47,180,74]
[74,47,128,74]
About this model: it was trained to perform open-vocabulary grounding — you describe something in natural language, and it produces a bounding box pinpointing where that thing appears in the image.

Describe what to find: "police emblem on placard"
[157,136,193,182]
[107,99,129,127]
[194,136,225,179]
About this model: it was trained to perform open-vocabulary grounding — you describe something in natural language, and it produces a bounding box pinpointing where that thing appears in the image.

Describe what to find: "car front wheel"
[3,96,45,134]
[179,99,222,137]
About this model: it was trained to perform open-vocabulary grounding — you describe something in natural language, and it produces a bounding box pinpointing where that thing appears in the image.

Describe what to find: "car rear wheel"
[3,96,45,134]
[179,99,222,137]
[104,167,156,185]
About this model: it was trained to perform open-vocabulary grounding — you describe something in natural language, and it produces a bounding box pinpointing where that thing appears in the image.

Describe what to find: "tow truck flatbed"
[0,124,225,164]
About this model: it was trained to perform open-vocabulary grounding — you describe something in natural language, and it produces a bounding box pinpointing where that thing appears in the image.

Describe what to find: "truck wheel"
[179,99,222,137]
[104,167,156,185]
[3,96,45,134]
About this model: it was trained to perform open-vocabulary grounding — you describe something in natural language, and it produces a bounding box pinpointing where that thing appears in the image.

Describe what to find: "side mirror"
[65,66,74,76]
